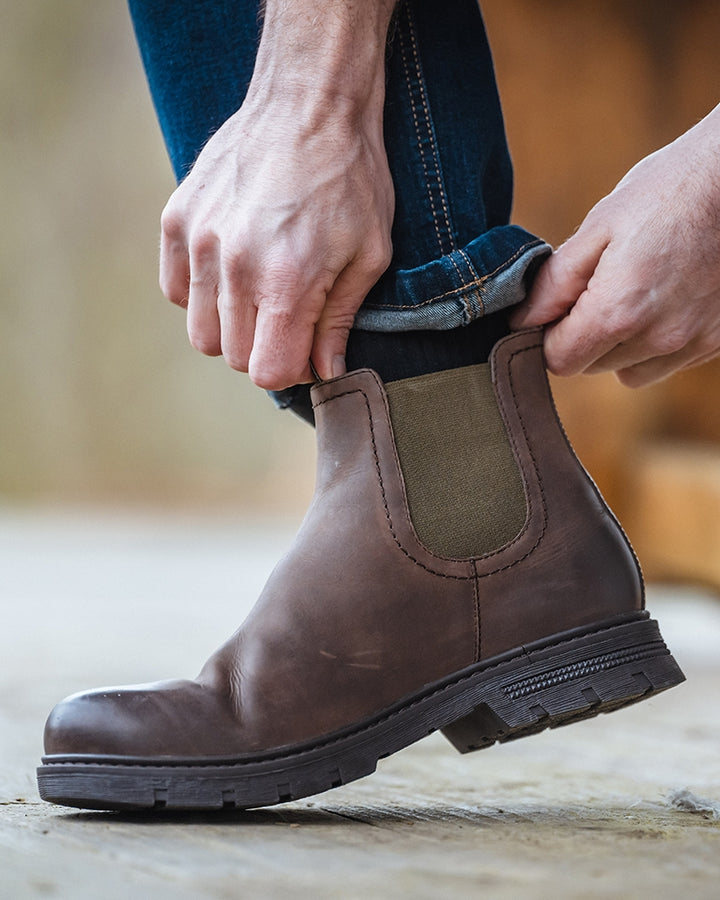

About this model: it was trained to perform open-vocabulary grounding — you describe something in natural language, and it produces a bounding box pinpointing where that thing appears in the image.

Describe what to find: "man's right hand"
[511,103,720,387]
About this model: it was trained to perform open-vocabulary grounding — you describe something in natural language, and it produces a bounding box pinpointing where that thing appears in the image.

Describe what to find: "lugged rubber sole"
[37,611,684,811]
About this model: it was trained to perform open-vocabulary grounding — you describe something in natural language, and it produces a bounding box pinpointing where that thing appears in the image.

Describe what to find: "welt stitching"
[472,559,481,662]
[314,384,472,581]
[397,14,445,256]
[405,9,455,252]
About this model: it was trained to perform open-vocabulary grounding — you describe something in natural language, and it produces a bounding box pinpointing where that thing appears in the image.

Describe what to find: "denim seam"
[364,239,543,311]
[459,248,480,282]
[447,252,471,319]
[458,248,485,317]
[407,14,455,252]
[398,3,456,256]
[398,22,444,255]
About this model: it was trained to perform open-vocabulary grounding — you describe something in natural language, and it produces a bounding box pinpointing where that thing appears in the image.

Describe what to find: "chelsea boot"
[38,329,684,810]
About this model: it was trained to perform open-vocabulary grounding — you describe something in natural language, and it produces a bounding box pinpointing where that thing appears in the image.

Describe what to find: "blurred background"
[1,1,317,514]
[483,0,720,590]
[2,0,720,587]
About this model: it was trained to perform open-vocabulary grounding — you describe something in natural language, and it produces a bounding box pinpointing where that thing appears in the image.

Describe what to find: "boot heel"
[441,614,685,754]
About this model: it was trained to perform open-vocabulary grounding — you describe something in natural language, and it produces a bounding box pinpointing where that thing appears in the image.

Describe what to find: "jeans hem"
[354,230,551,332]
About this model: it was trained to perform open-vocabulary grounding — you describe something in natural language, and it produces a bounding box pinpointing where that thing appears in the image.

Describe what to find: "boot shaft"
[311,328,643,659]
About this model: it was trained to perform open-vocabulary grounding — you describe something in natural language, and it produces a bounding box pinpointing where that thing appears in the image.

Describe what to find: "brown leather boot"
[38,329,684,811]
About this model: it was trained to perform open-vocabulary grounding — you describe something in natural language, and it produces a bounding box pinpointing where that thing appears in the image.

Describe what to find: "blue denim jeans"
[128,0,550,388]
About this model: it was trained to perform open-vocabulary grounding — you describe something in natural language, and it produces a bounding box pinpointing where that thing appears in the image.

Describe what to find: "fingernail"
[332,355,346,378]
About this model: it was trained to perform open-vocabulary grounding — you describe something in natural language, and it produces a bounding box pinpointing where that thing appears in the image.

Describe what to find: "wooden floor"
[2,509,720,899]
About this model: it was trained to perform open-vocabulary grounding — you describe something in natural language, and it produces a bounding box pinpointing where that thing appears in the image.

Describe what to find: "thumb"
[311,300,356,381]
[510,226,608,329]
[311,266,373,381]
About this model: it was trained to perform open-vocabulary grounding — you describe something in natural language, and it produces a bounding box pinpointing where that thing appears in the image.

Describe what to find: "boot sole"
[37,611,684,811]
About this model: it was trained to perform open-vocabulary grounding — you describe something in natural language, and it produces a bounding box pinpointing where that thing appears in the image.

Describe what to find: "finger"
[311,321,352,382]
[247,301,315,389]
[310,253,387,380]
[186,279,222,357]
[218,288,258,373]
[159,218,190,309]
[541,290,625,376]
[582,327,662,374]
[186,234,222,357]
[510,227,609,329]
[584,335,668,376]
[310,298,354,382]
[615,343,720,389]
[214,252,259,372]
[584,315,715,376]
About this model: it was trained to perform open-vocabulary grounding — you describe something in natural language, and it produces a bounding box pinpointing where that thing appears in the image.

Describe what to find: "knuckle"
[159,273,187,307]
[652,325,689,357]
[160,204,186,244]
[248,360,290,390]
[219,331,252,375]
[616,367,650,389]
[255,297,298,330]
[545,352,576,378]
[189,334,221,357]
[224,353,249,373]
[256,289,313,331]
[261,261,304,296]
[321,309,356,332]
[187,321,220,356]
[357,238,393,281]
[366,246,393,280]
[167,293,188,309]
[601,309,636,344]
[543,332,584,377]
[188,229,219,265]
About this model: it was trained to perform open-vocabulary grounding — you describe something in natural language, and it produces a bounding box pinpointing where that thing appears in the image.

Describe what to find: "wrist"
[250,1,396,113]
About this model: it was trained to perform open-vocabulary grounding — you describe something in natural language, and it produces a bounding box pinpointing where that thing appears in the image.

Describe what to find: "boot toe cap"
[43,680,241,760]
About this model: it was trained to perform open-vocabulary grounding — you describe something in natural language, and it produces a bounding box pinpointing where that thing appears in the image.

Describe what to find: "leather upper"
[43,329,643,759]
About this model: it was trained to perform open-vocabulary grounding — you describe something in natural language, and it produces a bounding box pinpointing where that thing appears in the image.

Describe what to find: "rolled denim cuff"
[354,225,551,332]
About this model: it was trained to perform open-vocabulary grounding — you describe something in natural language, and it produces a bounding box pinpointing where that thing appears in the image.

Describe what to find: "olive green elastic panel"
[385,363,527,558]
